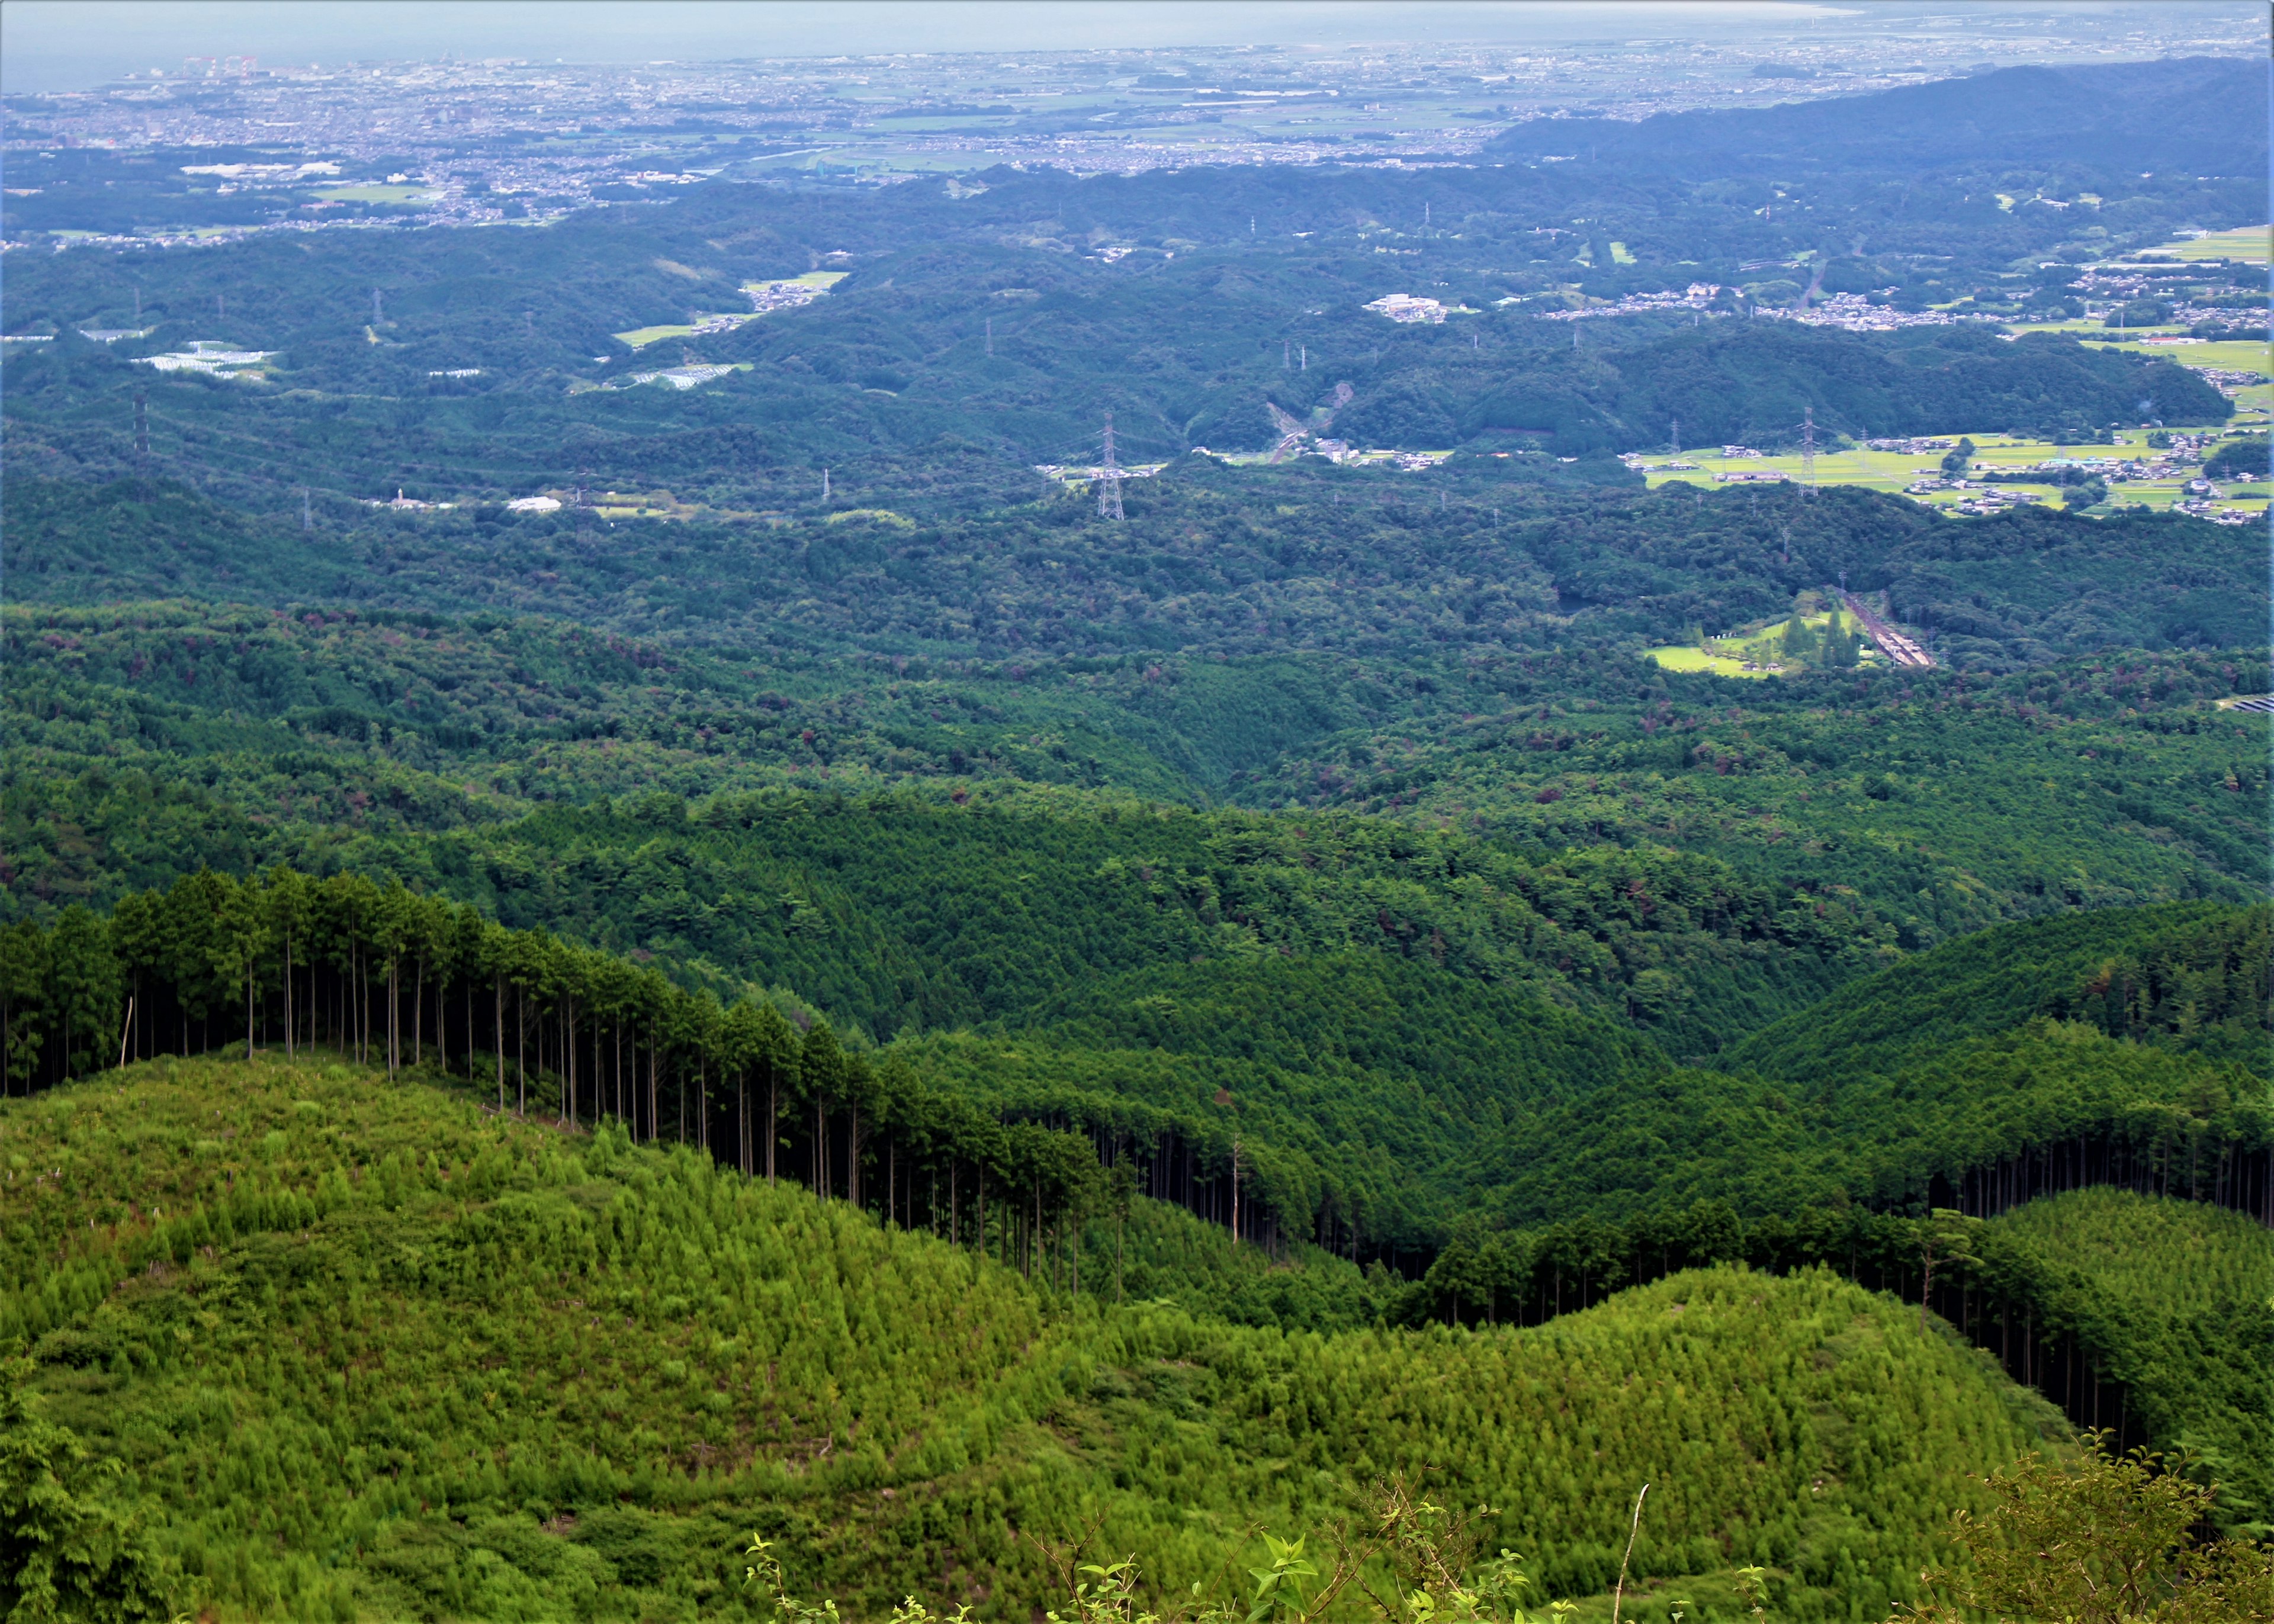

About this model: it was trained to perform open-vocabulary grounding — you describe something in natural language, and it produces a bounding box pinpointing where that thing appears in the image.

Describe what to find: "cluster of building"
[1537,282,1724,320]
[1032,461,1167,485]
[1363,293,1453,324]
[1761,292,1987,333]
[625,362,734,391]
[2199,367,2268,397]
[134,340,273,375]
[744,278,835,314]
[1861,436,1957,454]
[1942,488,2044,514]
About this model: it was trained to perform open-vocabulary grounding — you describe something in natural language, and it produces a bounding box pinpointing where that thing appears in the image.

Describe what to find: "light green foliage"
[0,1355,171,1622]
[1913,1435,2274,1622]
[1,1055,2065,1622]
[1989,1191,2274,1535]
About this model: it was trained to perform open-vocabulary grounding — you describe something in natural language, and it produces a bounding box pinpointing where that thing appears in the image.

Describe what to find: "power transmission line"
[1098,411,1124,520]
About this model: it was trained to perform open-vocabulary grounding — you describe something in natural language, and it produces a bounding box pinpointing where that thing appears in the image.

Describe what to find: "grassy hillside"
[2,1053,2068,1623]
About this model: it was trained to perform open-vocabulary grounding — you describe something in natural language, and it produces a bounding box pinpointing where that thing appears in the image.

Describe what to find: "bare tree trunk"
[284,937,294,1059]
[1231,1137,1242,1246]
[494,975,505,1111]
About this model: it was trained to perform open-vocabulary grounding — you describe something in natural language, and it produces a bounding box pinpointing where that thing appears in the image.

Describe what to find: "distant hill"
[1488,57,2268,178]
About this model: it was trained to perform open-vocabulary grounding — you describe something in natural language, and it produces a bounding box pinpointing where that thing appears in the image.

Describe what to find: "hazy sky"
[2,1,1865,93]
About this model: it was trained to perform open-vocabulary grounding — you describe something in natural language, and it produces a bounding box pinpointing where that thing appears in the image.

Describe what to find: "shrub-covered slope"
[1,1054,2067,1623]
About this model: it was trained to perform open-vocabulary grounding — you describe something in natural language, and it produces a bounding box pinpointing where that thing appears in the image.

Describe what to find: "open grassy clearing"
[1642,644,1764,677]
[1647,606,1880,678]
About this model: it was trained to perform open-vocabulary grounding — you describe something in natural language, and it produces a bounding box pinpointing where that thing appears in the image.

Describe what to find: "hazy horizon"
[4,0,2247,96]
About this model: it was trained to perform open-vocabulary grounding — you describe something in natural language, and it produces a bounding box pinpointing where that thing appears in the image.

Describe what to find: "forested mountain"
[3,34,2270,1624]
[1489,57,2268,177]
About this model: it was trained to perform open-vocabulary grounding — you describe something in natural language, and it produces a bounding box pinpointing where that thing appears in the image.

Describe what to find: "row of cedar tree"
[0,867,1113,1282]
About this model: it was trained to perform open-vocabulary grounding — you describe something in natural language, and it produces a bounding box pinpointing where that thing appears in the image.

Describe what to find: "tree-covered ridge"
[1395,1185,2274,1538]
[1489,55,2265,176]
[1730,904,2272,1085]
[10,471,2266,675]
[0,594,1453,821]
[0,1052,2066,1622]
[6,863,2263,1265]
[7,596,2264,1040]
[1252,651,2270,956]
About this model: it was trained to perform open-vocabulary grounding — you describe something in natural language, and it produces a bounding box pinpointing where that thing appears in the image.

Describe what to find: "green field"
[2145,224,2272,263]
[612,314,756,349]
[1641,421,2262,517]
[1643,644,1772,677]
[312,184,439,206]
[2087,337,2272,375]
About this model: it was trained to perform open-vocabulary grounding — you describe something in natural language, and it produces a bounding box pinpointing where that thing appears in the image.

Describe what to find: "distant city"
[3,4,2259,252]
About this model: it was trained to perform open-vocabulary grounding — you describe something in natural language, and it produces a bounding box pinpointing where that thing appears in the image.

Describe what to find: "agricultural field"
[311,183,440,206]
[1640,422,2266,519]
[611,314,758,348]
[2087,336,2273,374]
[2144,223,2272,262]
